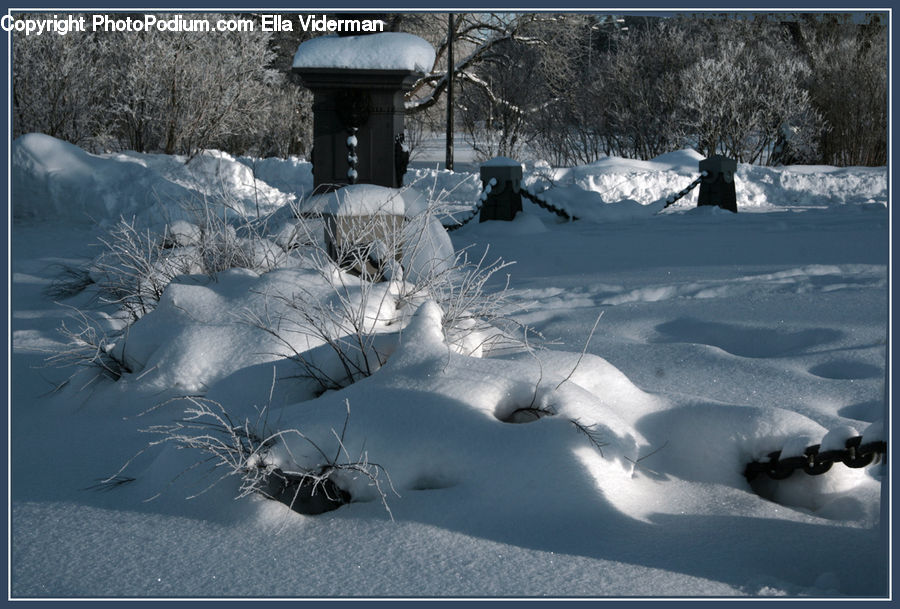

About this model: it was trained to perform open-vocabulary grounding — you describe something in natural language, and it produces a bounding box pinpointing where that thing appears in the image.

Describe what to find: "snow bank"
[738,164,887,209]
[403,166,483,219]
[293,33,435,73]
[14,135,883,232]
[530,185,663,221]
[522,148,887,214]
[236,155,314,200]
[12,134,305,229]
[12,133,191,225]
[250,300,644,510]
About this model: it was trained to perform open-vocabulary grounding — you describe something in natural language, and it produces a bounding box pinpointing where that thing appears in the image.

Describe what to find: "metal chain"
[663,171,708,209]
[522,187,578,221]
[346,127,359,185]
[443,178,495,231]
[744,435,887,481]
[448,169,718,228]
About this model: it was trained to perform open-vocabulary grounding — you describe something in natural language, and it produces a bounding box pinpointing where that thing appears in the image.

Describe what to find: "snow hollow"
[9,133,889,599]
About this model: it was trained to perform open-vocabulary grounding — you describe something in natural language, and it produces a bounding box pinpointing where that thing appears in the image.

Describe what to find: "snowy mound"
[12,133,191,225]
[648,147,706,170]
[12,134,307,228]
[293,33,435,73]
[304,184,407,217]
[219,301,645,510]
[481,156,524,168]
[301,183,445,219]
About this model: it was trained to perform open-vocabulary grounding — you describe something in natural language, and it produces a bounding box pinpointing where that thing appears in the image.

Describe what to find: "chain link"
[346,127,359,184]
[744,435,887,481]
[663,171,708,209]
[443,178,494,231]
[449,168,715,228]
[522,187,578,221]
[444,179,580,231]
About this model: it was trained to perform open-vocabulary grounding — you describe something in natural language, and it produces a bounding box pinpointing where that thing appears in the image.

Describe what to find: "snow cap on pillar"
[292,33,436,72]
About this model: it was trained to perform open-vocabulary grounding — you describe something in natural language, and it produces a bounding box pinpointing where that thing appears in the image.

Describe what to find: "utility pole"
[446,13,455,171]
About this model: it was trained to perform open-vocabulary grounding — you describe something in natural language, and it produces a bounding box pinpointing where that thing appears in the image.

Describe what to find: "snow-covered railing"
[443,174,579,231]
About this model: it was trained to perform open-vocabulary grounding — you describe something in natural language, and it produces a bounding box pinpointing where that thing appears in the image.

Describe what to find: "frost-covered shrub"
[50,191,297,384]
[47,307,132,390]
[144,396,396,516]
[52,178,521,399]
[243,184,520,392]
[90,207,289,323]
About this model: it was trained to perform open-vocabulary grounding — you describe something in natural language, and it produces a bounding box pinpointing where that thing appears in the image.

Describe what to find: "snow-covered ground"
[9,133,890,599]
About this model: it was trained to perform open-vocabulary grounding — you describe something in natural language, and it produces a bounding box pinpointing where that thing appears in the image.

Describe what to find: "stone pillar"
[698,155,738,213]
[479,157,523,222]
[293,33,433,193]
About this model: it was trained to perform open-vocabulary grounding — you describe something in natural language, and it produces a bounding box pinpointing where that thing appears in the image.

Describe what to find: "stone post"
[698,155,738,213]
[479,157,523,222]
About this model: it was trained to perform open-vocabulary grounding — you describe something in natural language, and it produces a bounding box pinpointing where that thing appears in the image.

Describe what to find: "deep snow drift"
[9,134,889,598]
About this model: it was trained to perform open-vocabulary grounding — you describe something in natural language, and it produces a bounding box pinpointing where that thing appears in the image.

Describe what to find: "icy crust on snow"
[292,33,435,72]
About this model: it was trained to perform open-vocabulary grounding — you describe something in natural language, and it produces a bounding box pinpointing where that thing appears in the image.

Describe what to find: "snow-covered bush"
[142,396,396,516]
[49,189,296,384]
[89,201,288,323]
[242,184,520,393]
[46,307,132,390]
[51,178,521,399]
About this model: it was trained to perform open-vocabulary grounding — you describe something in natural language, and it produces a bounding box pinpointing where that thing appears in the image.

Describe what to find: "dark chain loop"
[449,169,721,228]
[744,435,887,481]
[521,187,578,221]
[445,178,582,232]
[443,178,493,232]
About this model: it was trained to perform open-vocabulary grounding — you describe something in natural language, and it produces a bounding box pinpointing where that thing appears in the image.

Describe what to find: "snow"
[305,184,406,217]
[292,33,435,73]
[9,134,889,599]
[520,148,888,215]
[12,133,302,230]
[481,156,524,168]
